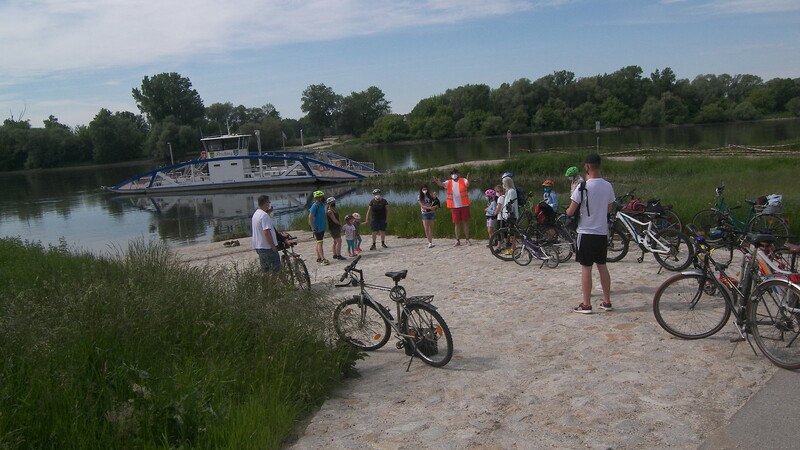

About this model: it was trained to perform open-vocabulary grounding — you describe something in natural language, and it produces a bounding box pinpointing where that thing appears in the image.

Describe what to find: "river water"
[2,119,798,254]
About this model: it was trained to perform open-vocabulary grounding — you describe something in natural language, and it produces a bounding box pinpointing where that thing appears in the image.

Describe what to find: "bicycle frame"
[615,210,674,255]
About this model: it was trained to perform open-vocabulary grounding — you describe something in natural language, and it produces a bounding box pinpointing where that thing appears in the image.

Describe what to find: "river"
[1,119,798,254]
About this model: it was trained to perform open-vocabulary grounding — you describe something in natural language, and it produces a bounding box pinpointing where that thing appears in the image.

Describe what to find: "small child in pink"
[342,215,357,257]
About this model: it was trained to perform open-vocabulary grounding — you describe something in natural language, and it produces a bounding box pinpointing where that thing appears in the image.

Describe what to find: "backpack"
[516,187,528,208]
[535,201,556,224]
[564,181,586,232]
[645,198,664,214]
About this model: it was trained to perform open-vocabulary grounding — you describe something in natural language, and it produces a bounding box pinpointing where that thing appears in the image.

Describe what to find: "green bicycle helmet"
[564,166,578,177]
[312,190,325,198]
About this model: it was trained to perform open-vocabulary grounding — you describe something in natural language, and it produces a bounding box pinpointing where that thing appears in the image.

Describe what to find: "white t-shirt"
[499,188,518,221]
[570,178,615,235]
[446,178,470,208]
[251,208,278,250]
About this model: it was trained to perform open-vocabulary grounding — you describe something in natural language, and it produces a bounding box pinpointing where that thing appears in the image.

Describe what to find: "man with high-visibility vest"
[433,168,471,246]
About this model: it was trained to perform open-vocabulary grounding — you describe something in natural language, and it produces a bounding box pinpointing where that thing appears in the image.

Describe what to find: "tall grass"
[0,238,361,449]
[323,152,800,238]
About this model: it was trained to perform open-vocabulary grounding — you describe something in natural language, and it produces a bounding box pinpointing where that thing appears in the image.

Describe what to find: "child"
[494,185,506,229]
[484,189,497,238]
[342,215,357,257]
[352,212,363,253]
[542,179,558,210]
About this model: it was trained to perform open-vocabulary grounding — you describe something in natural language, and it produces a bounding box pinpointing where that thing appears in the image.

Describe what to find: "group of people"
[251,152,616,314]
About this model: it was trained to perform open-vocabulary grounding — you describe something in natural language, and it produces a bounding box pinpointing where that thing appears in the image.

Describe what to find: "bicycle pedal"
[729,336,745,343]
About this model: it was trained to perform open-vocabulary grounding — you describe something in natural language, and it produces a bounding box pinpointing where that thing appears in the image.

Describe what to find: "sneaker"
[573,303,593,314]
[369,244,376,250]
[381,242,388,248]
[454,240,461,247]
[465,239,472,246]
[334,255,346,260]
[504,249,513,255]
[599,302,614,311]
[427,242,434,248]
[317,258,330,265]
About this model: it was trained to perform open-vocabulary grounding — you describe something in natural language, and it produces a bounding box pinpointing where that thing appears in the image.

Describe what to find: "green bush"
[0,238,361,449]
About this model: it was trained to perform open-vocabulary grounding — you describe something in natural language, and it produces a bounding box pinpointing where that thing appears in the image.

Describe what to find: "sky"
[1,0,799,129]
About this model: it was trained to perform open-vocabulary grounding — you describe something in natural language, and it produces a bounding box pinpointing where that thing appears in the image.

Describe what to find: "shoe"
[573,303,593,314]
[599,302,614,311]
[466,239,472,246]
[334,255,346,260]
[317,258,329,265]
[369,244,376,250]
[232,240,240,247]
[381,242,388,248]
[504,249,513,255]
[427,242,435,248]
[454,240,461,247]
[223,241,233,247]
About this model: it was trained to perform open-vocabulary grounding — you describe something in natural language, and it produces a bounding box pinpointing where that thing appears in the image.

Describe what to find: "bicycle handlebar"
[339,255,362,281]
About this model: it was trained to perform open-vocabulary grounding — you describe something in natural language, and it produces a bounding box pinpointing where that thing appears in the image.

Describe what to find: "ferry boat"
[102,133,380,194]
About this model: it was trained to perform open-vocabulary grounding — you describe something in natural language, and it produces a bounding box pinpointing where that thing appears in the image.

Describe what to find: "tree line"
[2,66,799,171]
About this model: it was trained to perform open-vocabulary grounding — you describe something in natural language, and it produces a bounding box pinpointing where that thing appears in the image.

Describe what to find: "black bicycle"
[332,256,454,369]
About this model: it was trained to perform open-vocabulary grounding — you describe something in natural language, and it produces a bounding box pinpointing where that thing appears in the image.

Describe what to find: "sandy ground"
[173,233,777,449]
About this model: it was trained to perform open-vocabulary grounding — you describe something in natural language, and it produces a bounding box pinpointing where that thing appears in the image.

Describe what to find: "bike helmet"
[501,171,513,179]
[326,196,336,204]
[312,190,325,198]
[564,166,578,177]
[484,189,496,198]
[542,179,554,187]
[352,212,361,220]
[372,188,381,195]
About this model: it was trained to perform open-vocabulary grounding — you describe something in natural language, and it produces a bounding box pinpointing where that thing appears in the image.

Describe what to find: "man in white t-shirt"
[566,153,616,314]
[251,195,280,274]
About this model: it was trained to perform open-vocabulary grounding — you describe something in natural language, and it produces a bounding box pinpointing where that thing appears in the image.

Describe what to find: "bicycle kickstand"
[405,349,416,372]
[637,251,645,264]
[728,322,759,357]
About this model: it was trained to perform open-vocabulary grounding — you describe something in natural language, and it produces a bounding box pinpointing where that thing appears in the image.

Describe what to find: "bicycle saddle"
[385,270,408,282]
[746,234,776,246]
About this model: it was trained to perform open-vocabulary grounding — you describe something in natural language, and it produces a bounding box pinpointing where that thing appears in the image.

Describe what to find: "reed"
[0,238,361,449]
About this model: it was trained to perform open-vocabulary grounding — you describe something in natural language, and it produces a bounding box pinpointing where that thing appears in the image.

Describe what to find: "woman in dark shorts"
[418,184,438,248]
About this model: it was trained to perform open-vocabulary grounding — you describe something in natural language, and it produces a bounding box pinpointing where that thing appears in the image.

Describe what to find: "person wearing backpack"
[365,188,389,250]
[565,153,616,314]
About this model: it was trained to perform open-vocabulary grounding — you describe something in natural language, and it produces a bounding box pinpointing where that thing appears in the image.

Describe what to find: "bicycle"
[653,225,800,370]
[614,188,682,233]
[490,199,572,263]
[276,233,311,290]
[606,203,694,271]
[332,256,454,369]
[511,226,560,269]
[691,185,789,250]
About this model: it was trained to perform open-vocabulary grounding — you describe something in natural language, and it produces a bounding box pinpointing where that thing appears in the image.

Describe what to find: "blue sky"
[1,0,799,128]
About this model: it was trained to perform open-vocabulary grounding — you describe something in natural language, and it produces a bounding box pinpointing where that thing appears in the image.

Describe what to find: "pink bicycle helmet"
[485,189,496,198]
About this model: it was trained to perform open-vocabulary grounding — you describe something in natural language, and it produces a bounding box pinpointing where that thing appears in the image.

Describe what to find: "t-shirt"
[309,202,327,232]
[570,177,615,235]
[251,208,277,250]
[543,191,559,210]
[343,223,356,240]
[369,198,389,221]
[499,188,518,221]
[445,178,470,208]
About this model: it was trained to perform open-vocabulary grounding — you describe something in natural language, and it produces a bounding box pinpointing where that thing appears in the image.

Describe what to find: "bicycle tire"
[653,273,732,339]
[512,245,534,266]
[333,297,391,351]
[538,224,573,263]
[690,208,721,236]
[746,214,790,248]
[749,280,800,370]
[543,245,560,269]
[606,227,629,263]
[489,227,521,262]
[653,209,682,232]
[400,303,453,367]
[653,229,694,271]
[291,257,311,290]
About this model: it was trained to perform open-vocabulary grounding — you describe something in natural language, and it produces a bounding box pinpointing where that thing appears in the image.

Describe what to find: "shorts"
[329,227,341,239]
[450,206,471,223]
[370,219,387,232]
[256,248,281,273]
[486,217,496,228]
[421,212,435,221]
[313,231,325,242]
[576,233,608,266]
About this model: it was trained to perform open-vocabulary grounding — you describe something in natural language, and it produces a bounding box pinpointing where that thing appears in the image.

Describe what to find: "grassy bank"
[0,238,361,449]
[294,151,800,240]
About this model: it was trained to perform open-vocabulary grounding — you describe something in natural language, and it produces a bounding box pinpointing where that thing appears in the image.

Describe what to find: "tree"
[365,114,409,142]
[733,101,760,121]
[132,72,205,125]
[338,86,391,136]
[787,97,800,116]
[301,84,341,138]
[89,109,145,163]
[144,117,199,162]
[746,89,775,113]
[639,97,666,126]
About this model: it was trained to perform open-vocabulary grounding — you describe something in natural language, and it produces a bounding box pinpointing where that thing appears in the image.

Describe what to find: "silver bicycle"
[332,256,454,369]
[607,206,694,271]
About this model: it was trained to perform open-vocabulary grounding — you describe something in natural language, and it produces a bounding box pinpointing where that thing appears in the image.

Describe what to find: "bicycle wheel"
[489,227,522,262]
[333,297,391,351]
[606,227,629,263]
[543,245,560,269]
[654,209,682,232]
[691,208,721,236]
[538,224,573,263]
[653,229,694,271]
[749,280,800,370]
[291,257,311,290]
[512,245,534,266]
[653,273,732,339]
[746,214,790,247]
[400,303,453,367]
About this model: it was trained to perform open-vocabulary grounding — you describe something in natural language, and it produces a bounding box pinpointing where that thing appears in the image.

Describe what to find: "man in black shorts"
[565,153,616,314]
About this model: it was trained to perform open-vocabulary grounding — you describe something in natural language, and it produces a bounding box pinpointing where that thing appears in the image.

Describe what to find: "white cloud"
[0,0,542,81]
[683,0,800,14]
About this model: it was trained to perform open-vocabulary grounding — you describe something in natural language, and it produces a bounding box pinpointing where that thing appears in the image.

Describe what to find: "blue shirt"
[309,202,327,231]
